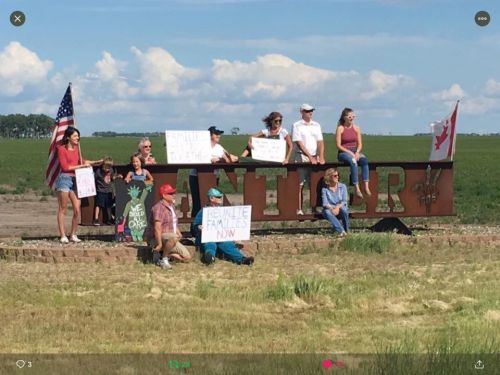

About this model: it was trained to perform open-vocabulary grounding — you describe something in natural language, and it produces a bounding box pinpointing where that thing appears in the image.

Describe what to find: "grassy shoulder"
[1,235,498,354]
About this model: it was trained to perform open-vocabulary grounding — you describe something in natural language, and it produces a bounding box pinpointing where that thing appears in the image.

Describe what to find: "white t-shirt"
[189,143,227,177]
[261,127,289,139]
[291,120,323,156]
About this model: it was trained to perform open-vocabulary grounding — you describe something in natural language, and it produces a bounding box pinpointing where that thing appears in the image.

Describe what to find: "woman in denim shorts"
[55,127,101,243]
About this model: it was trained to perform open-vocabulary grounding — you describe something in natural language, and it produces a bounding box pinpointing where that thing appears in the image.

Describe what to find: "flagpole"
[68,82,83,164]
[450,100,459,161]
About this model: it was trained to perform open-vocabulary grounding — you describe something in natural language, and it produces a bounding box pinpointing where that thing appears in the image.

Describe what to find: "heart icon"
[16,360,26,369]
[321,359,333,369]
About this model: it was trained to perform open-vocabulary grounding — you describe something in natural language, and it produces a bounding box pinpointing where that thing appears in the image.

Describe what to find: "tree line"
[0,114,54,138]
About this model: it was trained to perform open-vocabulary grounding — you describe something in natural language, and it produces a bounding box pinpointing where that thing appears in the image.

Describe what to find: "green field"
[1,135,499,224]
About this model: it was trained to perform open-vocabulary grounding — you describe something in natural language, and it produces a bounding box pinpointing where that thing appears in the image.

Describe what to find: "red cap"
[159,183,176,195]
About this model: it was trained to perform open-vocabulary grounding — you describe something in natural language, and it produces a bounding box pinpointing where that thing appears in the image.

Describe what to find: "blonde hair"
[102,156,113,171]
[323,168,339,186]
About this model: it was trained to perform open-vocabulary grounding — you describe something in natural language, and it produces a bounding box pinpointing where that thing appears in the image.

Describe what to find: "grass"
[1,238,498,356]
[1,134,499,223]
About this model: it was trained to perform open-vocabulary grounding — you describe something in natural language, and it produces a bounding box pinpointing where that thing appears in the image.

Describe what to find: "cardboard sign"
[114,179,154,242]
[201,205,252,243]
[251,137,286,163]
[165,130,212,164]
[75,166,96,198]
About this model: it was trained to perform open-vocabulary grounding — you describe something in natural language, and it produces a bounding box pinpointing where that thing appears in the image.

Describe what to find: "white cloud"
[361,70,414,100]
[131,46,198,96]
[431,83,466,101]
[461,97,500,115]
[95,51,124,81]
[485,79,500,96]
[94,51,138,98]
[0,41,53,96]
[211,54,337,99]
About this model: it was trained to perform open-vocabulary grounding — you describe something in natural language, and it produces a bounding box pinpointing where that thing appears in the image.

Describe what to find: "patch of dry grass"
[0,238,499,356]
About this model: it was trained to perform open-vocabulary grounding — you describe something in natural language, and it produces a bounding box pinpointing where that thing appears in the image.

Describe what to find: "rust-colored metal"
[80,161,454,225]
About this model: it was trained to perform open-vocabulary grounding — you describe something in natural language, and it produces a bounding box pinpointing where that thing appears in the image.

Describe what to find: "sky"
[0,0,499,135]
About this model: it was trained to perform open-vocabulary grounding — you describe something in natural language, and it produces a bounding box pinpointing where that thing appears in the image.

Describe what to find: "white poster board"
[165,130,212,164]
[251,137,286,163]
[75,166,96,198]
[201,205,252,243]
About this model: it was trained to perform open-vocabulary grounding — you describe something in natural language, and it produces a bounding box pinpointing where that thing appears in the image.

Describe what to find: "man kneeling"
[143,183,192,269]
[192,187,254,266]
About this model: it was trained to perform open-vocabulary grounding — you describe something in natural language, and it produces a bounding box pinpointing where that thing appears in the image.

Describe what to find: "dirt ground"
[0,193,117,239]
[1,193,500,241]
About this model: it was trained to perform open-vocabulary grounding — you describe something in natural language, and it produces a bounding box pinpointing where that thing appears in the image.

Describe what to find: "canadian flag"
[429,101,459,161]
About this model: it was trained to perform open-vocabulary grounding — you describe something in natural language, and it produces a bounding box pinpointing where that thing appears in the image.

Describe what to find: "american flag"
[45,84,75,189]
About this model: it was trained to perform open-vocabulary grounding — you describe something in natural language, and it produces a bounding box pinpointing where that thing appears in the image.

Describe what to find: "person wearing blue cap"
[192,187,254,266]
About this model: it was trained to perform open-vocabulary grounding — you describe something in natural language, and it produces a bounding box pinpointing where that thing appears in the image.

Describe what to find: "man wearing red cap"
[143,183,192,269]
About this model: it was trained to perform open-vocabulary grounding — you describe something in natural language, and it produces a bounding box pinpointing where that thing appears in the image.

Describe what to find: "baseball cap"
[159,183,176,195]
[300,103,315,111]
[207,187,223,197]
[208,126,224,135]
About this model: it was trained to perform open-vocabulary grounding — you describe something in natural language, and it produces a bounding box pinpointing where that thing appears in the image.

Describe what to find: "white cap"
[300,103,315,111]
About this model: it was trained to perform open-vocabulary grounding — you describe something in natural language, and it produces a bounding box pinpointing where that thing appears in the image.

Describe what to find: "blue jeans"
[322,207,349,233]
[337,152,369,184]
[202,241,244,263]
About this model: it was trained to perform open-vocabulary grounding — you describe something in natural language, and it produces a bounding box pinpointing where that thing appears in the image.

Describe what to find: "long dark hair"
[337,107,353,126]
[262,112,283,129]
[61,126,80,145]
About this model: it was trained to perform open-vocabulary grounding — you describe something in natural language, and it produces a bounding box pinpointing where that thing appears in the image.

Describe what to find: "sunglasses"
[304,110,314,113]
[143,145,152,148]
[274,119,282,123]
[333,174,339,177]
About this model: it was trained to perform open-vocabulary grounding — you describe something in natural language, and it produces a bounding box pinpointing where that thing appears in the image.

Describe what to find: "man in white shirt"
[291,103,325,215]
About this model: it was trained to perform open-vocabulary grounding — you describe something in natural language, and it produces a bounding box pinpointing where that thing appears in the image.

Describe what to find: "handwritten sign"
[165,130,212,164]
[75,166,96,198]
[251,137,286,163]
[201,205,252,243]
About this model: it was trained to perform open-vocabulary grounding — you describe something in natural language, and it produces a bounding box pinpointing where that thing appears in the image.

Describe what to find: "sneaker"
[202,252,215,265]
[152,251,162,265]
[338,231,347,238]
[70,234,82,243]
[296,209,304,216]
[60,236,69,244]
[92,219,100,226]
[241,256,254,266]
[158,257,172,270]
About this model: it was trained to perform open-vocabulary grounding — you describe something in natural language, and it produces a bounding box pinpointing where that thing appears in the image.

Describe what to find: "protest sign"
[201,205,252,243]
[165,130,212,164]
[114,179,154,242]
[251,137,286,163]
[75,166,96,198]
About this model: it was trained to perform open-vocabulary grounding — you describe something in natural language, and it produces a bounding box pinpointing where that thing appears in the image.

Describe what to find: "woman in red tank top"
[335,108,371,198]
[54,127,101,243]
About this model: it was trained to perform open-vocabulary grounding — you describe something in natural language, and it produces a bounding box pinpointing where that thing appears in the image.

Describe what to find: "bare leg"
[57,191,69,237]
[354,182,363,198]
[94,206,100,221]
[364,181,372,197]
[68,191,81,236]
[298,184,304,212]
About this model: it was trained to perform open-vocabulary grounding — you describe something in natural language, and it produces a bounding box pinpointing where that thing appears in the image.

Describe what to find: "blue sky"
[1,0,499,135]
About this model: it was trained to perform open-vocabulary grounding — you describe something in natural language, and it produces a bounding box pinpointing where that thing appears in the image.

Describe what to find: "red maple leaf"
[434,125,448,150]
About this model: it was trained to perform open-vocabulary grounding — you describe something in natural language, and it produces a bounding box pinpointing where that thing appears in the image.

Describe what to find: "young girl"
[124,152,154,183]
[54,126,101,243]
